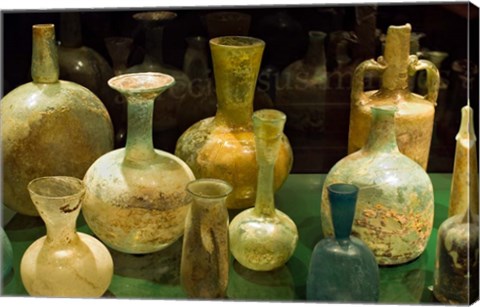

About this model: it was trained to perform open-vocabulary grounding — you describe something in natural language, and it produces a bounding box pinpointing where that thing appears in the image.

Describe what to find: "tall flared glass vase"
[1,24,114,216]
[307,183,379,302]
[276,31,328,134]
[175,36,293,209]
[180,179,232,298]
[82,72,195,254]
[433,105,479,304]
[20,176,113,297]
[126,11,190,152]
[321,106,434,265]
[348,23,439,169]
[229,109,298,271]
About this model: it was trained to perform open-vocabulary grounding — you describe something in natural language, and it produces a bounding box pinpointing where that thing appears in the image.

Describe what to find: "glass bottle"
[276,31,328,134]
[348,24,440,170]
[175,36,293,210]
[229,109,298,271]
[82,72,195,254]
[126,11,190,152]
[307,183,379,302]
[1,24,114,216]
[180,178,232,298]
[20,176,113,297]
[1,227,14,280]
[433,105,479,304]
[177,36,216,133]
[57,13,121,145]
[321,106,434,265]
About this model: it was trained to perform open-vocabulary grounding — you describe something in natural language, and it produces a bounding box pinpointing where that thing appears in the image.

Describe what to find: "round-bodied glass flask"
[82,72,195,254]
[229,109,298,271]
[20,176,113,297]
[321,106,434,265]
[307,183,379,302]
[175,36,293,209]
[180,178,232,298]
[1,24,114,216]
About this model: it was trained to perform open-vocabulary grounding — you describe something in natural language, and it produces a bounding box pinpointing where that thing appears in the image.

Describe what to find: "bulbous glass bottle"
[321,106,434,265]
[1,24,114,216]
[307,183,379,302]
[82,72,195,254]
[180,178,232,299]
[20,176,113,297]
[348,23,439,170]
[175,36,293,209]
[276,31,328,134]
[433,105,479,304]
[229,109,298,271]
[1,227,14,280]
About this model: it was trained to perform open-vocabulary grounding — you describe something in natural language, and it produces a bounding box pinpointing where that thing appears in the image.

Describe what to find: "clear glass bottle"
[322,106,434,265]
[82,72,195,254]
[20,176,113,297]
[307,183,379,302]
[229,109,298,271]
[180,178,232,298]
[349,24,439,170]
[1,24,114,216]
[175,36,293,209]
[433,105,479,304]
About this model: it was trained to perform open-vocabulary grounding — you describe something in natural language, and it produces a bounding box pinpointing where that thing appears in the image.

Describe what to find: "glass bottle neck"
[124,94,156,163]
[304,33,326,66]
[381,25,411,90]
[31,24,59,84]
[45,211,80,245]
[364,107,399,153]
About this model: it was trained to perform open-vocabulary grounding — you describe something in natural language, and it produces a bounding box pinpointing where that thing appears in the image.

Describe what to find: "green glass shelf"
[1,173,452,303]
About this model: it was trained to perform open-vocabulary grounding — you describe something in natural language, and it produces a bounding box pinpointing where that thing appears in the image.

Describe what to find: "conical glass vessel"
[82,72,195,254]
[1,227,14,280]
[348,24,439,169]
[175,36,293,209]
[229,109,298,271]
[20,176,113,297]
[307,183,379,302]
[433,105,479,304]
[180,178,232,298]
[1,24,114,216]
[276,31,328,134]
[321,106,434,265]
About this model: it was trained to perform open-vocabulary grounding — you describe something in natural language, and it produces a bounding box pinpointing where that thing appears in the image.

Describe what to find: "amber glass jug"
[348,23,439,169]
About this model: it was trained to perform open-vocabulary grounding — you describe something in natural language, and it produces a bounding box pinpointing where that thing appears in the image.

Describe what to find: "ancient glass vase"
[177,36,217,133]
[229,109,298,271]
[348,23,440,170]
[1,24,114,216]
[126,11,190,151]
[175,36,293,209]
[57,13,122,145]
[1,227,14,280]
[20,176,113,297]
[82,72,195,254]
[276,31,327,134]
[307,183,379,302]
[433,105,479,304]
[321,106,434,265]
[180,178,232,299]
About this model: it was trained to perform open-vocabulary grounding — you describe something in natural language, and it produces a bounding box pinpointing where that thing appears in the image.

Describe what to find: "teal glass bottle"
[307,183,379,302]
[1,227,14,280]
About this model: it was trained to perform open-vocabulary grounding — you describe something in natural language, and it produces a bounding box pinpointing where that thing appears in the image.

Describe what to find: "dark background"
[2,2,479,173]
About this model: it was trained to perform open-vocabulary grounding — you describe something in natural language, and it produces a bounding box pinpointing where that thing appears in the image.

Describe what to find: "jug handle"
[351,58,387,105]
[409,55,440,105]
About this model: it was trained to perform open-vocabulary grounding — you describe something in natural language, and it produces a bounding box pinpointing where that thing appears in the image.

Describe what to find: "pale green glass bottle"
[229,109,298,271]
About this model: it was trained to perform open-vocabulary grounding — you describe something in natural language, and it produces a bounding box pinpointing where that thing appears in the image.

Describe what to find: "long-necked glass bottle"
[82,72,195,254]
[433,105,479,304]
[175,36,293,210]
[229,109,298,271]
[321,106,434,265]
[1,24,114,216]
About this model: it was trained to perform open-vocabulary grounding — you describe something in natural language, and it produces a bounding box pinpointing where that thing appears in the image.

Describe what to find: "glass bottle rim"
[327,183,359,195]
[108,72,175,94]
[209,36,265,49]
[28,176,85,200]
[186,178,233,199]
